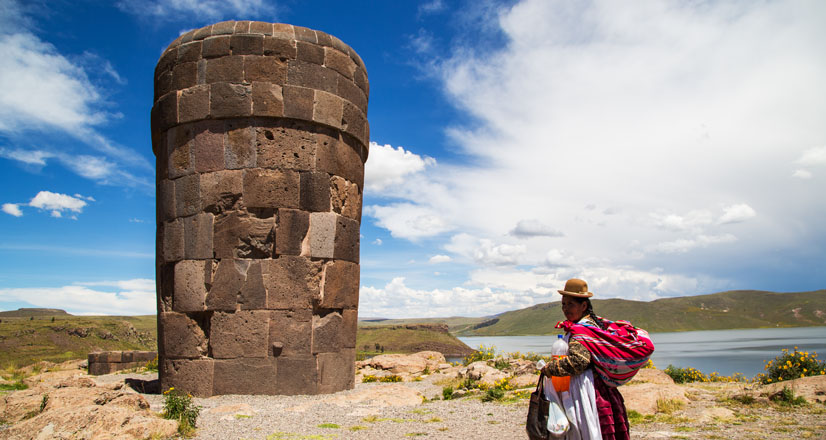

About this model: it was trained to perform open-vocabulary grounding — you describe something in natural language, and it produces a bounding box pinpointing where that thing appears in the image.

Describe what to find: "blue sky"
[1,0,824,317]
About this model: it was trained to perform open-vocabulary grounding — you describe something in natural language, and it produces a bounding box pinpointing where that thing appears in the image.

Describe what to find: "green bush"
[163,387,202,437]
[361,375,378,383]
[770,386,806,406]
[442,386,454,400]
[379,375,402,383]
[463,345,497,366]
[145,355,158,373]
[664,365,707,383]
[756,347,826,384]
[482,388,505,402]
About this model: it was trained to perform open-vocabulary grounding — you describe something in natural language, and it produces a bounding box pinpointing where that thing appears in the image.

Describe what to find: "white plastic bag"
[547,387,570,437]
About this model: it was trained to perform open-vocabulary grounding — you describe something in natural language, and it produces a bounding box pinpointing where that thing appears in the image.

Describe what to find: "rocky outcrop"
[357,351,447,374]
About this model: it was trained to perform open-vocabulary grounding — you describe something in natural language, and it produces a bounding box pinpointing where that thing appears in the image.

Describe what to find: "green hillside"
[356,324,475,358]
[455,290,826,335]
[359,316,490,334]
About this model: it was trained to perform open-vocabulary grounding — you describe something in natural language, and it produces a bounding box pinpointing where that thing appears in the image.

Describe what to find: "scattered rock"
[621,382,688,415]
[459,361,508,385]
[698,406,734,422]
[626,368,675,385]
[359,351,447,374]
[760,375,826,403]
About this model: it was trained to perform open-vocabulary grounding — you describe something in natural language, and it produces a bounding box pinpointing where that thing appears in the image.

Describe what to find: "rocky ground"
[2,353,825,439]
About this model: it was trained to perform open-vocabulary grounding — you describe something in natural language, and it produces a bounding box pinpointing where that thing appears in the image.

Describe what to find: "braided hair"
[570,297,607,330]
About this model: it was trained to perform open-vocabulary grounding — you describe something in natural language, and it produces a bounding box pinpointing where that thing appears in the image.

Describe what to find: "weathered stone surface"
[243,168,300,208]
[200,169,243,213]
[205,259,248,311]
[230,34,263,55]
[256,122,317,171]
[213,358,278,395]
[225,120,256,169]
[268,309,312,357]
[192,120,224,172]
[159,179,176,222]
[211,82,252,118]
[252,81,284,117]
[205,56,243,83]
[336,74,368,117]
[321,260,359,309]
[161,218,184,262]
[203,35,231,58]
[275,208,309,256]
[178,41,202,63]
[459,361,509,386]
[622,382,688,415]
[313,90,343,128]
[282,85,314,120]
[179,84,210,123]
[341,309,357,349]
[300,171,330,212]
[159,312,207,358]
[296,41,325,64]
[213,211,275,259]
[162,358,214,397]
[174,173,201,217]
[287,61,336,93]
[171,61,198,91]
[210,311,269,359]
[334,215,359,263]
[312,311,342,354]
[365,352,447,375]
[167,125,194,179]
[315,134,365,188]
[263,35,296,58]
[183,212,214,259]
[342,101,368,147]
[306,212,336,258]
[276,356,318,395]
[263,256,321,310]
[325,47,355,80]
[173,260,210,312]
[239,261,266,309]
[318,349,355,393]
[330,176,361,220]
[245,55,286,83]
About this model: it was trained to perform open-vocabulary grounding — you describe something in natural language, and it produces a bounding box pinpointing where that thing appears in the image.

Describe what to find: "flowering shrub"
[642,359,656,369]
[379,375,402,383]
[463,345,497,365]
[361,375,378,383]
[664,366,746,383]
[163,387,201,437]
[755,347,826,384]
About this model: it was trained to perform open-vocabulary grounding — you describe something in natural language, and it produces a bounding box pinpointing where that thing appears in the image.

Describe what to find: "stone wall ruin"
[151,21,368,396]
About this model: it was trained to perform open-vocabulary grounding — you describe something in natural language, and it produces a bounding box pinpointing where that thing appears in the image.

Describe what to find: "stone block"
[179,84,210,124]
[306,212,336,259]
[230,34,263,55]
[193,25,213,41]
[337,75,368,114]
[330,176,361,221]
[354,65,369,96]
[172,62,198,91]
[312,311,342,354]
[300,171,331,212]
[252,82,284,117]
[225,121,256,169]
[341,309,358,349]
[173,260,210,312]
[156,47,177,78]
[160,312,208,358]
[282,85,313,120]
[183,212,214,259]
[272,23,295,40]
[154,91,178,132]
[330,35,350,56]
[249,21,273,35]
[315,135,365,189]
[325,48,355,80]
[98,352,123,363]
[210,82,252,118]
[89,362,116,375]
[155,70,174,102]
[192,120,225,173]
[161,359,214,397]
[334,215,360,263]
[342,102,368,147]
[318,349,355,393]
[275,208,308,256]
[174,173,200,218]
[212,21,235,35]
[312,90,343,129]
[210,310,269,359]
[234,21,251,33]
[134,351,159,362]
[213,211,275,259]
[161,218,184,262]
[296,41,324,64]
[315,31,333,48]
[293,26,317,43]
[243,168,300,209]
[287,61,337,93]
[263,256,321,310]
[255,122,316,171]
[121,351,136,363]
[268,309,312,357]
[320,260,359,309]
[167,125,194,179]
[239,261,267,309]
[178,41,202,63]
[202,35,231,58]
[158,263,174,312]
[244,55,287,83]
[275,356,318,395]
[263,36,296,59]
[213,358,278,395]
[205,56,243,83]
[200,170,243,213]
[205,259,248,311]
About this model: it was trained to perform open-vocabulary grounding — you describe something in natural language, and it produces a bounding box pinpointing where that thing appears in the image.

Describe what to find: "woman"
[540,278,630,440]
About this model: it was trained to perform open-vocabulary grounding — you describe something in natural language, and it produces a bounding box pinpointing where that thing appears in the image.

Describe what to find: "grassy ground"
[355,325,474,358]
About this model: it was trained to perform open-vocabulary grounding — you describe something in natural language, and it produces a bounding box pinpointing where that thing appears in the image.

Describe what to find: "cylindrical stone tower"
[151,21,368,396]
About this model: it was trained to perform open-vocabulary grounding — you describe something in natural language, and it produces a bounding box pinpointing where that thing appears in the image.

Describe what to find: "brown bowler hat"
[558,278,593,298]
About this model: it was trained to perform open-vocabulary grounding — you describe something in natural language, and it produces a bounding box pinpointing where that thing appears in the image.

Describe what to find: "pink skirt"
[592,374,630,440]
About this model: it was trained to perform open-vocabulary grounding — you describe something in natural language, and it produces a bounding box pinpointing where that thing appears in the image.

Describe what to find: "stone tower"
[151,21,368,396]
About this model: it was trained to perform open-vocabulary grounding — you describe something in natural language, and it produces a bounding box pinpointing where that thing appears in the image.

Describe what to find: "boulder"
[760,375,826,403]
[626,368,675,385]
[362,351,446,374]
[620,382,689,415]
[459,361,508,386]
[327,383,423,407]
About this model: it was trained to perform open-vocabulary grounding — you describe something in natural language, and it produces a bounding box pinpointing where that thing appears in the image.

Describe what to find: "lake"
[458,326,826,377]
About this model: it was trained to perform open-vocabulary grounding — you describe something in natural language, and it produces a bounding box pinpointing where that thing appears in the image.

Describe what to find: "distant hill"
[356,323,475,358]
[0,308,72,318]
[359,316,491,334]
[455,290,826,336]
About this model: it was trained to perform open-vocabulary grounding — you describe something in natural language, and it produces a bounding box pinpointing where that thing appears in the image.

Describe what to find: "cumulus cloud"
[117,0,275,23]
[26,191,90,218]
[428,254,452,264]
[648,234,737,254]
[418,0,446,16]
[2,203,22,217]
[0,148,143,186]
[446,233,527,266]
[796,146,826,166]
[0,279,155,315]
[365,203,450,240]
[510,219,564,238]
[718,204,756,225]
[792,169,812,179]
[364,142,436,193]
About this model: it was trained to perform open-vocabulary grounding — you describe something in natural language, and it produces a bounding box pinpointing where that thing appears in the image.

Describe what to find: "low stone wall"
[87,351,157,375]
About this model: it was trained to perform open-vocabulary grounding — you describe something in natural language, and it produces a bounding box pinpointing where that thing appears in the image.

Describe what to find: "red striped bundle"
[556,318,655,387]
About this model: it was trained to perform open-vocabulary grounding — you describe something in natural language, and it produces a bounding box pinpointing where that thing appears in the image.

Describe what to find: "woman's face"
[561,296,588,322]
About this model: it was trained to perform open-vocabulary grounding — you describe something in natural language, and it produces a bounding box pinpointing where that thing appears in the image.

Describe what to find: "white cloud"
[796,146,826,166]
[364,142,436,193]
[0,148,54,165]
[650,210,713,232]
[117,0,274,22]
[365,203,450,240]
[2,203,22,217]
[372,238,383,245]
[792,169,812,179]
[428,254,452,264]
[0,148,136,186]
[718,203,756,225]
[0,279,155,315]
[648,234,737,254]
[418,0,446,16]
[446,233,527,266]
[510,219,564,238]
[28,191,89,217]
